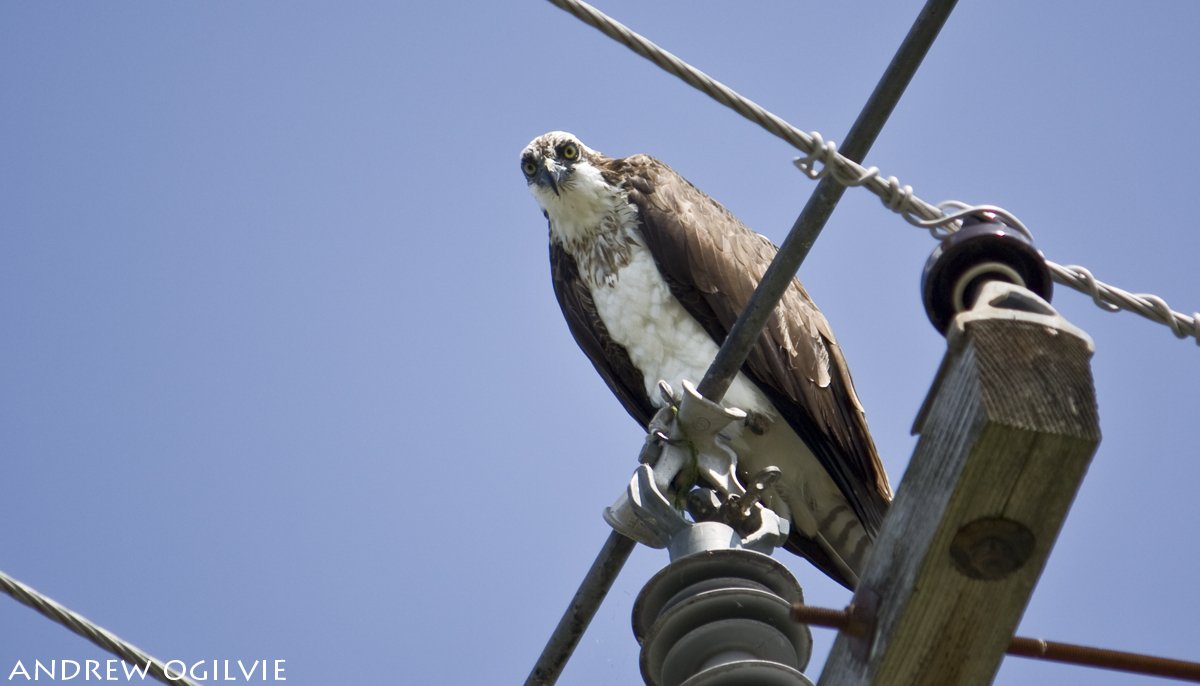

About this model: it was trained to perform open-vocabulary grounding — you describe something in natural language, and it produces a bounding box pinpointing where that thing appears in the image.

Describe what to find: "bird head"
[520,131,604,207]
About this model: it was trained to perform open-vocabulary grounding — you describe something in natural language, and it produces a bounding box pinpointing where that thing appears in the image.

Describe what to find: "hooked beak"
[537,162,561,196]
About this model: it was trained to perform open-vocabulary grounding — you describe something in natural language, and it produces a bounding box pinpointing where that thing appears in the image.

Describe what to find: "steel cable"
[546,0,1199,344]
[0,569,202,686]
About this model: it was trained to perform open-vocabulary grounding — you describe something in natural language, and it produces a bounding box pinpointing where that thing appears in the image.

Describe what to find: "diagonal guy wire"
[546,0,1200,345]
[0,569,203,686]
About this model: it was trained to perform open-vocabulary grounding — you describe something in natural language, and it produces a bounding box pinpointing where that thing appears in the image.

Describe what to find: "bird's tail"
[784,504,873,590]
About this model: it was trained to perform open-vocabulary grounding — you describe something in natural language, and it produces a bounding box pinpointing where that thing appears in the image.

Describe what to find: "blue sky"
[1,2,1197,684]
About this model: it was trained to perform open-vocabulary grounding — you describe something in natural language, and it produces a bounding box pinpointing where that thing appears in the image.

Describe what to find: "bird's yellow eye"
[562,144,578,160]
[523,160,537,175]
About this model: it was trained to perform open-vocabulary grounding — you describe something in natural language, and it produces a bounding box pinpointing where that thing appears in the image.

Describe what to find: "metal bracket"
[947,280,1093,352]
[604,380,789,557]
[846,586,881,663]
[914,281,1094,434]
[649,380,747,500]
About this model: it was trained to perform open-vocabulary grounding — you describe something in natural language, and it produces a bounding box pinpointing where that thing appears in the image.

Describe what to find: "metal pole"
[526,2,959,684]
[699,0,960,401]
[524,532,636,686]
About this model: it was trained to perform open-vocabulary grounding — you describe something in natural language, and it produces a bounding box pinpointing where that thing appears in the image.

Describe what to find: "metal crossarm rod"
[524,2,957,685]
[524,531,636,686]
[700,0,959,401]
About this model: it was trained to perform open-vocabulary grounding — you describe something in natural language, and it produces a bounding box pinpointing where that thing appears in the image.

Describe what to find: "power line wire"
[0,569,203,686]
[546,0,1200,345]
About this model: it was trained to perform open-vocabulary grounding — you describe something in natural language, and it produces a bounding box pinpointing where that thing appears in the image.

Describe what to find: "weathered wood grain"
[818,318,1100,686]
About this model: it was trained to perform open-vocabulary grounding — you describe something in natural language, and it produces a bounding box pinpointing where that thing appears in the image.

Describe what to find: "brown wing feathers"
[550,241,657,429]
[611,154,892,538]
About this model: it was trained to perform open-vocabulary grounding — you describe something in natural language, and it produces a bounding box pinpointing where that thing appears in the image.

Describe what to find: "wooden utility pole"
[818,299,1100,686]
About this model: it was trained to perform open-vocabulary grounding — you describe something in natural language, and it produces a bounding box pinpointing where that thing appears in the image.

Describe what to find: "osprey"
[521,132,892,588]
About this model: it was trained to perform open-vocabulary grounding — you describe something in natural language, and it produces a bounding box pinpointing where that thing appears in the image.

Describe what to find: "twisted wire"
[1048,262,1199,343]
[546,0,1199,344]
[0,569,202,686]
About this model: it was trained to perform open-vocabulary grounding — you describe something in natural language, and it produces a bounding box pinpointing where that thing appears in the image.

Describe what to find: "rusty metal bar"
[792,603,1200,683]
[1008,636,1200,683]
